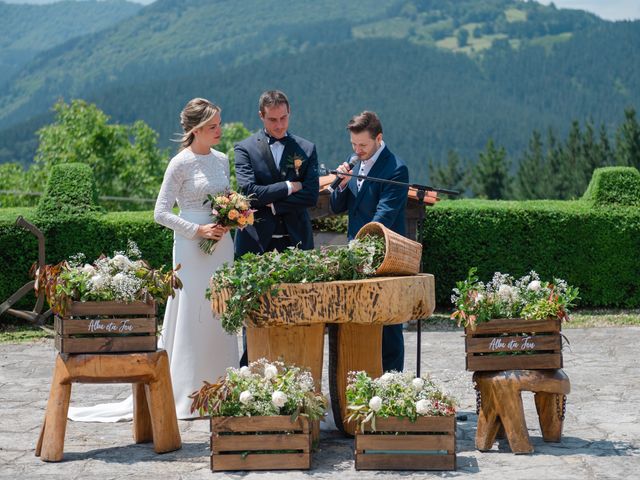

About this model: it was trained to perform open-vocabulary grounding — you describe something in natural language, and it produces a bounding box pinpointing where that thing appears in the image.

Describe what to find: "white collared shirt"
[270,141,286,169]
[357,140,385,191]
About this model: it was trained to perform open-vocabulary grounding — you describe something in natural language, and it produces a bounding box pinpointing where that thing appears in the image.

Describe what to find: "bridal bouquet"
[34,240,182,315]
[199,189,256,254]
[346,371,456,432]
[190,358,327,420]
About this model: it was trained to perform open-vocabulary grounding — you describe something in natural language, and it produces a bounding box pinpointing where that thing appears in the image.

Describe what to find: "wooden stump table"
[473,369,570,454]
[35,350,182,462]
[212,274,435,435]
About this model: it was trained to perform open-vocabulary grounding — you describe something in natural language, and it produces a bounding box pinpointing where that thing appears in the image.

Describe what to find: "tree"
[515,130,548,199]
[457,28,469,47]
[428,150,468,197]
[615,108,640,169]
[32,99,169,200]
[471,139,511,199]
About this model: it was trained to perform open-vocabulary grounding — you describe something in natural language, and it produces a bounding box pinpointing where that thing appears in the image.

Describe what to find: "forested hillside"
[0,0,639,184]
[0,0,141,87]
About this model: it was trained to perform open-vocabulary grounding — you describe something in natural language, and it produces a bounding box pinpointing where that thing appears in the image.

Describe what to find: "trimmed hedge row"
[421,199,640,308]
[2,197,639,320]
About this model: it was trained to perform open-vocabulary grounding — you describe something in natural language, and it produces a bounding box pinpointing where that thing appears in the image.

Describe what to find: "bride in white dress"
[68,98,239,421]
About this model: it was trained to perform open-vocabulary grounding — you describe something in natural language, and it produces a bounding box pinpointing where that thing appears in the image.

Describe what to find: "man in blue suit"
[330,111,409,372]
[234,90,319,365]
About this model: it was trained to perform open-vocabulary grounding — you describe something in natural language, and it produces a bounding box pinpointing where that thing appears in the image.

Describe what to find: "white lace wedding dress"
[68,148,239,422]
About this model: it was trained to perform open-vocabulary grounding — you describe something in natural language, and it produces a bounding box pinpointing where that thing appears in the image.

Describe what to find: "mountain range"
[0,0,639,183]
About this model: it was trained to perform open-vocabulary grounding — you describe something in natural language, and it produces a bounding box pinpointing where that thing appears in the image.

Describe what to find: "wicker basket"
[355,222,422,276]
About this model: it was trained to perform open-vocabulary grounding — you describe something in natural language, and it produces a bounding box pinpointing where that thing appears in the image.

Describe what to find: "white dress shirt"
[357,140,386,191]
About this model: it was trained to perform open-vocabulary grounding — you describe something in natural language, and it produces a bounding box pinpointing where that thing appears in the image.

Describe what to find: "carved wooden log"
[210,274,435,327]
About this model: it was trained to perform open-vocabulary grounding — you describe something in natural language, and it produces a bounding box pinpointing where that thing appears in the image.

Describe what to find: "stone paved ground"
[1,327,639,479]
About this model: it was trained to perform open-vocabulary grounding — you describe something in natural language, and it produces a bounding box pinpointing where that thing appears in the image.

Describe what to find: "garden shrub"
[582,166,640,207]
[35,163,101,219]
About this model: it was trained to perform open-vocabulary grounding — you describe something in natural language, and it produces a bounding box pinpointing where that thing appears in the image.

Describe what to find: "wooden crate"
[465,317,562,372]
[54,300,157,354]
[210,416,311,471]
[355,416,456,471]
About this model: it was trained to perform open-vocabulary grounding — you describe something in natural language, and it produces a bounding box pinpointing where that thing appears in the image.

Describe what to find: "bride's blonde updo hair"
[177,97,221,148]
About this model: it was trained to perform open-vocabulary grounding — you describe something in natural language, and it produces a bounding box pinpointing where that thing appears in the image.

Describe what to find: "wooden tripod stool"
[473,369,570,454]
[35,350,182,462]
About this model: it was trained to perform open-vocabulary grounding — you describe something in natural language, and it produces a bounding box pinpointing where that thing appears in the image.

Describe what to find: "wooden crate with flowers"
[347,371,457,471]
[452,269,579,372]
[191,359,327,472]
[36,241,182,354]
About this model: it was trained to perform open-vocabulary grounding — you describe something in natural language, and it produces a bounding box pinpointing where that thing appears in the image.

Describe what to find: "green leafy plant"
[346,371,456,432]
[208,235,386,335]
[451,267,579,330]
[190,358,327,421]
[35,240,182,315]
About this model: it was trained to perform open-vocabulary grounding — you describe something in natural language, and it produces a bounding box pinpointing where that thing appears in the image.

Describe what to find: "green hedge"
[422,199,640,308]
[36,163,101,218]
[582,166,640,207]
[0,208,173,319]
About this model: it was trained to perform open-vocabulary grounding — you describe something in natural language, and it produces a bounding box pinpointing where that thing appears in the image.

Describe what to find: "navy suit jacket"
[330,146,408,240]
[234,130,319,256]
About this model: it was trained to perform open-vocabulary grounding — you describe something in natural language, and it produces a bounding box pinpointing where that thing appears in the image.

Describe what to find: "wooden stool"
[35,350,182,462]
[473,369,570,454]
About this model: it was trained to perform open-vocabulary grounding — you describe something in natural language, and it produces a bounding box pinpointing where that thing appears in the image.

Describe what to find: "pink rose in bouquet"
[200,190,256,254]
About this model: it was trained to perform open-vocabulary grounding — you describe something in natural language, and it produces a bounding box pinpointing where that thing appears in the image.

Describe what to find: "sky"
[5,0,640,21]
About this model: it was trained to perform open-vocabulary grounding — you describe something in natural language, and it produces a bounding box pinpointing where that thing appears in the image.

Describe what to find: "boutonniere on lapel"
[285,153,305,177]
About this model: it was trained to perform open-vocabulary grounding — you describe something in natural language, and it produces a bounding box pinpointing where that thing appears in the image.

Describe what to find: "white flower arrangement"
[346,371,457,432]
[35,240,181,315]
[190,358,327,421]
[451,268,579,330]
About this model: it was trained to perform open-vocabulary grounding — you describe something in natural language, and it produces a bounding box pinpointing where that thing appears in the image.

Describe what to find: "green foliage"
[422,199,640,308]
[0,162,39,208]
[217,122,252,190]
[428,150,468,197]
[35,163,100,219]
[582,167,640,207]
[471,139,511,199]
[615,108,640,169]
[209,236,385,335]
[32,99,169,205]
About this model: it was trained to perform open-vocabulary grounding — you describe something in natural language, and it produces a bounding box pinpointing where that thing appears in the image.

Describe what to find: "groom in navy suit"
[330,111,409,372]
[234,90,319,256]
[234,90,319,366]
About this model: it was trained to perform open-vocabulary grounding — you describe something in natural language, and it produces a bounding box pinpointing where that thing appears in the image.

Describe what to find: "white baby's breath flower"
[498,284,515,302]
[475,292,484,304]
[111,254,133,270]
[239,390,253,405]
[416,399,430,415]
[81,264,96,275]
[239,366,251,378]
[89,274,108,290]
[527,280,541,292]
[271,391,287,408]
[369,396,383,412]
[264,364,278,380]
[412,378,425,390]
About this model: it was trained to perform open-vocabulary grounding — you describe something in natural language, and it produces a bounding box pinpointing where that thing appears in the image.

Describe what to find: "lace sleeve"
[215,149,230,180]
[154,158,200,239]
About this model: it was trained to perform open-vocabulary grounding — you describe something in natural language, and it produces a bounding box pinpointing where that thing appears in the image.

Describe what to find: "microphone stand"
[329,170,460,377]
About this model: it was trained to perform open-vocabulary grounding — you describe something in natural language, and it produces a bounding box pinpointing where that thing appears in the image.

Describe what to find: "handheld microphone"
[327,156,358,193]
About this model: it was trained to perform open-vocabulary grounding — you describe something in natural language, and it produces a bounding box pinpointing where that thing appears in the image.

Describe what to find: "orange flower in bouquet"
[200,190,256,254]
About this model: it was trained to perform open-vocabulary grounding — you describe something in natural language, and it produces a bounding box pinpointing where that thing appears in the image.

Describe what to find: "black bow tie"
[266,133,290,145]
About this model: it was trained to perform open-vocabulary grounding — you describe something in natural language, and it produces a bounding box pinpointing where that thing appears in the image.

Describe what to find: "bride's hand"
[197,223,228,240]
